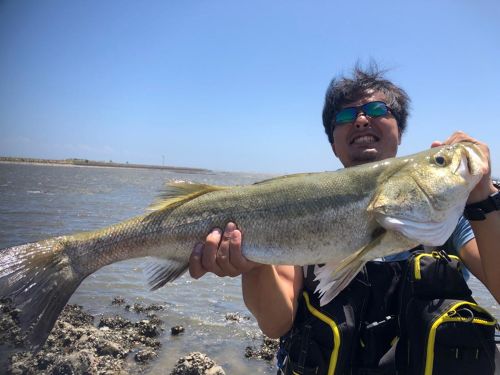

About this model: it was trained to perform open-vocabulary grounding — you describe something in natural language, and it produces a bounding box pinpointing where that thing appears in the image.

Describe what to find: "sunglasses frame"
[331,101,392,130]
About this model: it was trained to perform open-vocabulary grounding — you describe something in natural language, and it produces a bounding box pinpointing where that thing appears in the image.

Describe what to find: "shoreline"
[0,157,212,174]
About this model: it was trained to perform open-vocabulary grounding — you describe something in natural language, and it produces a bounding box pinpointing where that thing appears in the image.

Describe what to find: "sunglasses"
[333,101,392,126]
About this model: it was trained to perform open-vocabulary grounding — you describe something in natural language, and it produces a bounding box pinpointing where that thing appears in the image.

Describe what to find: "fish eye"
[434,155,446,166]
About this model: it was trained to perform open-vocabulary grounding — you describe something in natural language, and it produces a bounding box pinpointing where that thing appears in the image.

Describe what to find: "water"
[0,162,276,374]
[0,163,498,373]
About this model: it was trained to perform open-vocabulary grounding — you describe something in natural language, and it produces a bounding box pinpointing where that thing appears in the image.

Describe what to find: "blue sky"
[1,0,499,175]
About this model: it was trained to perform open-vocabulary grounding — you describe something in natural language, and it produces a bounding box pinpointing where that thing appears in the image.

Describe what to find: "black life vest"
[278,250,497,375]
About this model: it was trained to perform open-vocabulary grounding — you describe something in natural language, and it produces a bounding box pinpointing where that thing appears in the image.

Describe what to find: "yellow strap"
[302,292,340,375]
[424,301,497,375]
[414,252,461,280]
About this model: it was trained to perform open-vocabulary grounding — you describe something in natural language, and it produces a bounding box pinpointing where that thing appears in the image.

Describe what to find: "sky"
[1,0,499,175]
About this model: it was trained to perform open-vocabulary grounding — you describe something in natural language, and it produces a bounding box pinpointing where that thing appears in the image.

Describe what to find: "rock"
[171,325,185,335]
[62,304,94,327]
[205,367,225,375]
[36,352,56,370]
[224,312,250,322]
[111,296,126,305]
[98,315,133,329]
[144,303,164,311]
[6,303,163,374]
[245,335,279,361]
[147,313,164,325]
[170,352,225,375]
[136,319,161,337]
[126,302,165,313]
[51,350,96,375]
[134,349,157,363]
[95,339,126,358]
[0,298,25,347]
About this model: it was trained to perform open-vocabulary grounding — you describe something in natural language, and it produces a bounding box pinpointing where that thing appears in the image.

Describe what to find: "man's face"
[331,91,401,167]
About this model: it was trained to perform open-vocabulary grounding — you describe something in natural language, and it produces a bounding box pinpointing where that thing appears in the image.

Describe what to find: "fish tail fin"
[0,237,83,359]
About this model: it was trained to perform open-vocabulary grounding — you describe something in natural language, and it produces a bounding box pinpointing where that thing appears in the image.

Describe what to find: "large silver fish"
[0,142,484,357]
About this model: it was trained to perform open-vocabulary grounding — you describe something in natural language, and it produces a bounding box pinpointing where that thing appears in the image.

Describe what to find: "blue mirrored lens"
[334,101,389,126]
[335,108,358,124]
[363,101,389,117]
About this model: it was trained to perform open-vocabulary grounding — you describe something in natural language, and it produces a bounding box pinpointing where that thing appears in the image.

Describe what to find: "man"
[189,66,500,373]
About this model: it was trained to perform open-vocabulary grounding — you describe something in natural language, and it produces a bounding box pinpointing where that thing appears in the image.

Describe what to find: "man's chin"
[352,148,379,163]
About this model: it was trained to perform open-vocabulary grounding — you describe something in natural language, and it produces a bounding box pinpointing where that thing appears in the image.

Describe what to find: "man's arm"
[242,264,303,338]
[459,223,500,303]
[189,222,303,338]
[433,132,500,302]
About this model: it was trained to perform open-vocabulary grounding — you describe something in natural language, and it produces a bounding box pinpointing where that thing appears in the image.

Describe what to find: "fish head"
[367,142,485,246]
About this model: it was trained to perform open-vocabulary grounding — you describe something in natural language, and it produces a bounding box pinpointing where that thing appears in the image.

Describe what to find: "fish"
[0,142,485,358]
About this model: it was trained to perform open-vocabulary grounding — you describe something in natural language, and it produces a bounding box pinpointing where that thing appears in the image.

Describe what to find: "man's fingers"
[201,228,224,276]
[216,223,240,277]
[189,242,207,279]
[188,223,257,279]
[227,227,259,273]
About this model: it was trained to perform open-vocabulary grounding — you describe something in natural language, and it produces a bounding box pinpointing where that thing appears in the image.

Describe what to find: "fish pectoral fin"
[148,181,227,211]
[146,257,189,290]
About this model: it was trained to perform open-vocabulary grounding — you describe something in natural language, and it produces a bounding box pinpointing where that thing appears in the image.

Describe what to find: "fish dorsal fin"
[253,172,317,185]
[148,181,227,211]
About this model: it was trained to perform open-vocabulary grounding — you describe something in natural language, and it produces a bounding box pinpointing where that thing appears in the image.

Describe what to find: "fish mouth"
[349,133,380,145]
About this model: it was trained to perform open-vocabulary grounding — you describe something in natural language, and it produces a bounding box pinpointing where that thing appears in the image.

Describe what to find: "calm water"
[0,163,498,374]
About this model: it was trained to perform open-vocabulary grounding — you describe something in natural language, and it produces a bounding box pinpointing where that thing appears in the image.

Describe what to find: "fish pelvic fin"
[314,259,366,307]
[0,237,83,359]
[145,257,189,290]
[148,181,227,211]
[313,232,382,305]
[314,229,416,306]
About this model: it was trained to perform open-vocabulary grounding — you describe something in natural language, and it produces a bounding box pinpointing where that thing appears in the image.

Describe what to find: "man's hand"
[189,222,260,278]
[431,131,497,204]
[433,132,500,303]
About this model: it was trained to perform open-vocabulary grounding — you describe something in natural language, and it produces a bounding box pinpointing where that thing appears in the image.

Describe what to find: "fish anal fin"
[148,181,227,212]
[146,258,188,290]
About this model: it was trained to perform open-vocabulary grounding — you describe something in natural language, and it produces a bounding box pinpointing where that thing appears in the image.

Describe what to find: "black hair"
[321,62,410,144]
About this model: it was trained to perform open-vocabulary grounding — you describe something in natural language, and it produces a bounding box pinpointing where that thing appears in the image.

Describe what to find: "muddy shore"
[2,297,278,374]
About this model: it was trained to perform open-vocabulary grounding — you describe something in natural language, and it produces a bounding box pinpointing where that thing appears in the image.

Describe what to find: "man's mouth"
[350,135,379,145]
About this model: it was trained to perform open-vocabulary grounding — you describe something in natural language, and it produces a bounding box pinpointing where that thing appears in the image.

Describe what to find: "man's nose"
[354,112,370,128]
